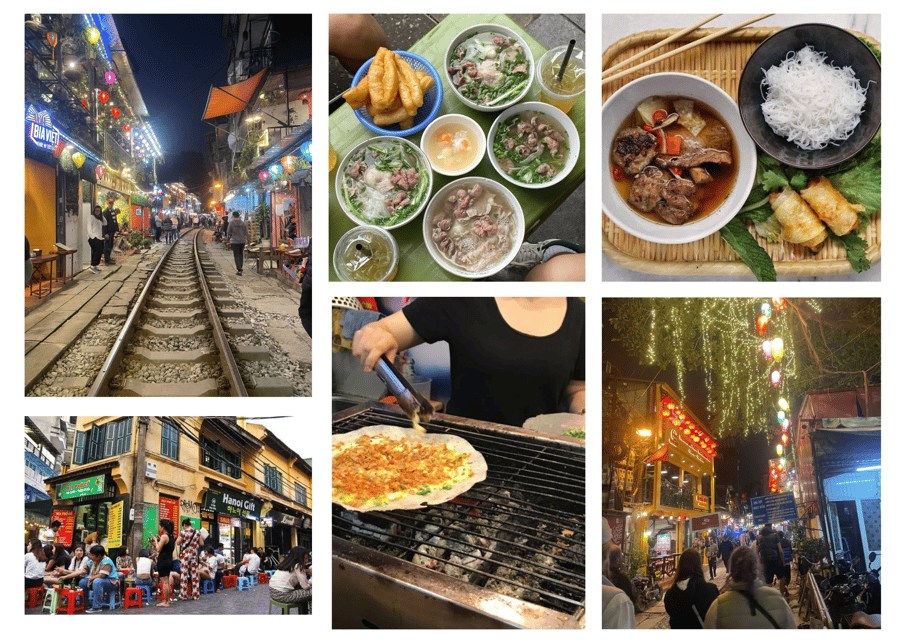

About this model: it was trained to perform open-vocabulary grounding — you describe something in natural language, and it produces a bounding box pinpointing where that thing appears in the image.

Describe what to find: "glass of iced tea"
[537,45,585,114]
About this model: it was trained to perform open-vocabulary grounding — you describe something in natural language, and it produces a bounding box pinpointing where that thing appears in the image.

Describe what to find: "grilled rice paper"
[769,185,827,250]
[800,176,864,236]
[332,425,488,512]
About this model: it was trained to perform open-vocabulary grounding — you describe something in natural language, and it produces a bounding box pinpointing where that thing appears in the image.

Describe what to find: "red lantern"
[80,100,88,109]
[111,108,121,118]
[52,139,65,158]
[123,124,131,132]
[98,91,110,104]
[772,297,787,312]
[95,165,106,180]
[756,314,770,335]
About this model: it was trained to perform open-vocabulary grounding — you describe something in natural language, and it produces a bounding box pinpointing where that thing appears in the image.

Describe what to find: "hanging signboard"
[750,492,798,526]
[26,105,61,151]
[50,509,76,546]
[107,500,124,548]
[693,493,710,511]
[690,512,721,532]
[203,489,260,519]
[57,474,105,500]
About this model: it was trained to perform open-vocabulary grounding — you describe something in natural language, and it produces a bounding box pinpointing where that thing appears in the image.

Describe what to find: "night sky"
[113,14,228,158]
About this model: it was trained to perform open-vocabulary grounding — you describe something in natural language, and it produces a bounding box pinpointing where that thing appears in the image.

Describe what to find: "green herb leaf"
[719,218,777,281]
[760,168,789,193]
[827,229,871,272]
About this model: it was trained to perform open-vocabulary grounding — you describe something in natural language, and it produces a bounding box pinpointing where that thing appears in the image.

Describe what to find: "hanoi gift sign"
[57,474,105,499]
[203,489,260,519]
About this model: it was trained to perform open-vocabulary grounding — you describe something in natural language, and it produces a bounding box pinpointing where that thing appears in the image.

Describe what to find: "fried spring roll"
[769,185,827,251]
[799,176,864,237]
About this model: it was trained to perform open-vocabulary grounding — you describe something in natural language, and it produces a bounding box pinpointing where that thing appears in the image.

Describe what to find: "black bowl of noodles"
[738,24,880,170]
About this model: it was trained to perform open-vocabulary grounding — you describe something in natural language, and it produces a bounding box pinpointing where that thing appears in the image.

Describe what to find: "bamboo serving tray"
[601,27,881,277]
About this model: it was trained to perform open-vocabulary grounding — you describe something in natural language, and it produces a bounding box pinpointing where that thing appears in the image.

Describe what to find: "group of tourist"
[26,518,311,614]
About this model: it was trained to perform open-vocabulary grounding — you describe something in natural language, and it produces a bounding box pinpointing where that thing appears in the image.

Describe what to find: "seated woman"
[134,548,156,593]
[269,545,311,610]
[44,544,88,586]
[78,544,120,613]
[25,539,47,589]
[115,547,134,574]
[45,543,69,574]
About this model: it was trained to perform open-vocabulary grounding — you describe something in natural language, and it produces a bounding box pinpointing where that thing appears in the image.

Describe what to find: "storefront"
[262,507,309,554]
[202,482,262,565]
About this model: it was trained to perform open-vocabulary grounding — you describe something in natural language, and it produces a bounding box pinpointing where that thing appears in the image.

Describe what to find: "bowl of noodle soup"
[738,23,880,170]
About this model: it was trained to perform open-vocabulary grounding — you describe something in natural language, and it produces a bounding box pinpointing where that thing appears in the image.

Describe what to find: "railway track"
[86,229,292,396]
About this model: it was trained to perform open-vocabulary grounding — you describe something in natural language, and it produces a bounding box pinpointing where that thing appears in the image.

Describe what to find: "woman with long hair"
[153,518,176,607]
[177,518,202,601]
[25,539,47,588]
[269,545,312,610]
[704,545,796,628]
[664,548,719,628]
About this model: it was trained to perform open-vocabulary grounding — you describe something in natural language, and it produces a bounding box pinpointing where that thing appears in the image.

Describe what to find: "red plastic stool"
[222,575,237,589]
[257,572,269,584]
[124,587,144,609]
[58,587,86,615]
[157,581,168,601]
[25,587,44,609]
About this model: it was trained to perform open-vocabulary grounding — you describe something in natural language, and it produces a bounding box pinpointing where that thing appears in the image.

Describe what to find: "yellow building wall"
[25,157,57,265]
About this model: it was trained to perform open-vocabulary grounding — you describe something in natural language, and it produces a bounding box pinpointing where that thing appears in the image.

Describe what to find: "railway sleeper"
[128,347,215,364]
[117,378,220,397]
[146,298,204,309]
[137,325,209,337]
[233,344,272,361]
[246,377,296,396]
[144,308,208,321]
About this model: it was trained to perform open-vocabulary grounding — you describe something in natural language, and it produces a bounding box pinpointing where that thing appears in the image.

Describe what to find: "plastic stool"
[249,573,258,586]
[236,576,250,591]
[222,575,237,589]
[257,572,269,584]
[269,599,304,615]
[124,587,144,609]
[99,590,121,611]
[265,570,276,578]
[157,581,168,601]
[25,587,44,609]
[136,585,152,604]
[42,587,60,614]
[57,588,85,615]
[201,579,215,594]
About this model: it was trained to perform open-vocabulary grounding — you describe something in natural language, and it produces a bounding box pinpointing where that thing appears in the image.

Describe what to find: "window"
[200,436,242,479]
[160,420,180,460]
[294,483,307,507]
[264,464,283,495]
[77,418,132,464]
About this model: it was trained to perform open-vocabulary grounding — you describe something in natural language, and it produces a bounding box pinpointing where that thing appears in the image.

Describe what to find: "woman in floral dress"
[178,518,202,600]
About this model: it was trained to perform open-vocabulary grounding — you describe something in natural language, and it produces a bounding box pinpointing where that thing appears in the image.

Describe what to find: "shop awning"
[811,423,881,480]
[245,120,312,179]
[202,69,269,120]
[45,461,118,485]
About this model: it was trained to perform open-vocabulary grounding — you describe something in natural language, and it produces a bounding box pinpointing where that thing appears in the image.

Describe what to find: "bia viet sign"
[26,105,61,151]
[57,474,105,500]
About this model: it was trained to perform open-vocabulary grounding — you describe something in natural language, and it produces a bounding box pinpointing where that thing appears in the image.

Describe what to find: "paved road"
[27,581,311,615]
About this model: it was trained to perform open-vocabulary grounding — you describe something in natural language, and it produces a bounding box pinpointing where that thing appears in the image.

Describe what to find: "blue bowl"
[350,50,444,138]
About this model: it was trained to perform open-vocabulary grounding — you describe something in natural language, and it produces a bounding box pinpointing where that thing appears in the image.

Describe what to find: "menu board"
[143,504,159,546]
[159,496,180,524]
[50,509,75,546]
[107,500,123,548]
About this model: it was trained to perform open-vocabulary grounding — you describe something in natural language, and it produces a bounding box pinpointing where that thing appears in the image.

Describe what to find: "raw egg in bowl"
[420,114,486,176]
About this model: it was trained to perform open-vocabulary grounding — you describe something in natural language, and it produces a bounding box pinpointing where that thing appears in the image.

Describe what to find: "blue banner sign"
[750,492,797,526]
[26,105,60,151]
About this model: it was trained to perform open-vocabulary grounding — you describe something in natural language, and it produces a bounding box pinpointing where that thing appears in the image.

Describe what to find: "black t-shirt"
[402,298,585,427]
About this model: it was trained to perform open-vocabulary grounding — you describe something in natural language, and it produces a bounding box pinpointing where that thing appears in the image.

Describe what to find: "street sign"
[690,512,721,532]
[750,493,797,526]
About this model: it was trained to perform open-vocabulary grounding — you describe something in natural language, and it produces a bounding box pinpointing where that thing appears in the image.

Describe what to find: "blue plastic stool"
[236,576,251,591]
[201,579,216,594]
[136,585,152,604]
[94,589,121,611]
[249,573,258,586]
[265,570,276,579]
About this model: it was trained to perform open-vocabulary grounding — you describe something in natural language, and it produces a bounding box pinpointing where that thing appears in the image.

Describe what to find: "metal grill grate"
[333,405,585,615]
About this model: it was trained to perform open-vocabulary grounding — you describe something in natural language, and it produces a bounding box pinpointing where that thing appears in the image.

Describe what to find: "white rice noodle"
[760,45,867,151]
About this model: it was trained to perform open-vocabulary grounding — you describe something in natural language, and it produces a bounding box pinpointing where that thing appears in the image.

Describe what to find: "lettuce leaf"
[720,218,776,281]
[827,229,871,272]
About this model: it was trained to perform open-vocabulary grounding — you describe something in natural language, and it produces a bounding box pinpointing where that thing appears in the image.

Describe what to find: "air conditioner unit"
[145,461,157,479]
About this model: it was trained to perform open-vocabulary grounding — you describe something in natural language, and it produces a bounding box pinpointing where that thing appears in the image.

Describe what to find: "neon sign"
[26,105,61,151]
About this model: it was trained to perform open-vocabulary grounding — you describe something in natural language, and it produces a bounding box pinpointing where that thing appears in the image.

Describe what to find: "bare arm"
[564,380,586,415]
[352,310,424,373]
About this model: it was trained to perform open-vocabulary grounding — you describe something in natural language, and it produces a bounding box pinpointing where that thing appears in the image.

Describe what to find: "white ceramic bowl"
[601,73,757,244]
[335,136,433,230]
[419,114,486,177]
[444,23,534,112]
[422,177,525,279]
[487,101,580,189]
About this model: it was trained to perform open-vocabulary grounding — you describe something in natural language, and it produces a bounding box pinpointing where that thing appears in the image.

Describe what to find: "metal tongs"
[374,355,434,431]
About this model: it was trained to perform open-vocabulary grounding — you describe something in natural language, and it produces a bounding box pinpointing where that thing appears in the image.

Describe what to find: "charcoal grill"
[333,403,585,629]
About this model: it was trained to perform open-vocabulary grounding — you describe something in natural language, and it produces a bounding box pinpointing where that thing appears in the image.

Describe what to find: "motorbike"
[632,567,664,610]
[819,553,881,628]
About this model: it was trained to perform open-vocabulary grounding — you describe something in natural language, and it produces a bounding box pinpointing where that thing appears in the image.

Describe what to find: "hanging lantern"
[760,302,772,318]
[98,91,110,104]
[781,432,790,446]
[782,419,790,431]
[104,71,117,84]
[72,152,86,168]
[777,411,786,422]
[770,369,781,387]
[269,164,282,177]
[776,444,784,456]
[771,338,784,361]
[778,397,789,411]
[258,171,269,181]
[111,108,121,118]
[280,155,297,174]
[52,139,65,158]
[86,27,101,44]
[123,124,131,133]
[761,340,773,360]
[47,31,58,49]
[772,298,787,312]
[756,314,770,335]
[95,165,106,180]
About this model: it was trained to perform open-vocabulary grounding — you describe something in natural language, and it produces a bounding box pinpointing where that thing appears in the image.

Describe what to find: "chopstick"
[601,14,722,79]
[602,14,774,86]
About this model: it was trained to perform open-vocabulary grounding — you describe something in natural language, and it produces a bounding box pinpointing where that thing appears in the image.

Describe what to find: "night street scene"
[25,416,312,614]
[601,298,880,629]
[25,14,312,396]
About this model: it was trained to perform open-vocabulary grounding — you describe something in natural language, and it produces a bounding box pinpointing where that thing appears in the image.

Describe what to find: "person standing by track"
[87,206,105,274]
[227,211,248,275]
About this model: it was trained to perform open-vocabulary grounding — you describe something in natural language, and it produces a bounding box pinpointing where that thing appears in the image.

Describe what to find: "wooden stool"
[57,587,85,615]
[269,599,304,614]
[124,587,144,609]
[25,587,44,609]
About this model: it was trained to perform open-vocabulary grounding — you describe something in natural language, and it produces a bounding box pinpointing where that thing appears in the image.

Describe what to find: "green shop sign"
[57,474,105,500]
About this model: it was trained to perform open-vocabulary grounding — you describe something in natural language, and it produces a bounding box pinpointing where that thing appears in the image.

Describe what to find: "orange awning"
[202,69,268,120]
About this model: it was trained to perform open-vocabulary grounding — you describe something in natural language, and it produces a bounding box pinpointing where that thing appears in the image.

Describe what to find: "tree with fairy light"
[603,298,880,439]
